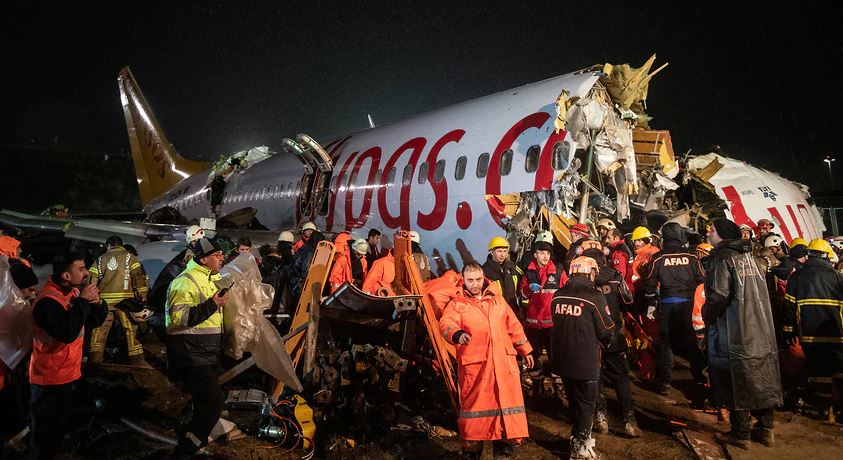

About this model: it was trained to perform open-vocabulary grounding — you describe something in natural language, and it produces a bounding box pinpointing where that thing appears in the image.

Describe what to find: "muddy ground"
[3,333,842,460]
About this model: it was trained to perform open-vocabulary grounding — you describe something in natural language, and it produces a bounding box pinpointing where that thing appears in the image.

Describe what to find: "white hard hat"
[535,230,553,244]
[278,230,295,243]
[301,222,317,232]
[185,225,205,243]
[409,231,420,243]
[764,235,784,248]
[130,307,153,323]
[596,218,616,230]
[352,238,369,254]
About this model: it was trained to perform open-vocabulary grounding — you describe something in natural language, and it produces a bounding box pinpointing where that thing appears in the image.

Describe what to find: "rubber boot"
[492,440,517,459]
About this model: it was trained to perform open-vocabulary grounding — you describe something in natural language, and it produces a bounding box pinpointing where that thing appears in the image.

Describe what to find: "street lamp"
[824,156,836,189]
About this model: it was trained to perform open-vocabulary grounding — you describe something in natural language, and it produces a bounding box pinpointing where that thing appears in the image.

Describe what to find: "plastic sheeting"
[217,253,302,392]
[0,256,33,370]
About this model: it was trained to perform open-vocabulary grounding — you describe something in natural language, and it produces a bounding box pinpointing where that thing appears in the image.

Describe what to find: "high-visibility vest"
[165,259,223,335]
[29,278,84,386]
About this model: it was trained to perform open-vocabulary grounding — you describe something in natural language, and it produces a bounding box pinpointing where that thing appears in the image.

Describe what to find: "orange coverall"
[362,252,395,296]
[329,254,368,292]
[440,281,533,444]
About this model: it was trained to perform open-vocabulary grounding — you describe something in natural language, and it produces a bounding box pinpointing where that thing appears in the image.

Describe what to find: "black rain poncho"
[703,238,782,410]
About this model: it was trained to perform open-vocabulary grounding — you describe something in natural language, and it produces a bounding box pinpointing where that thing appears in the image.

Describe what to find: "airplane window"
[349,171,358,189]
[385,167,395,187]
[434,159,446,183]
[418,162,428,184]
[455,156,467,180]
[274,184,281,198]
[402,164,412,186]
[525,145,540,173]
[500,149,513,176]
[374,169,382,188]
[552,141,570,170]
[476,153,489,178]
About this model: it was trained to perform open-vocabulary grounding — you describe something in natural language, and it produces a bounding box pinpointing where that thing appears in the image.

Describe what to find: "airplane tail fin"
[118,67,207,205]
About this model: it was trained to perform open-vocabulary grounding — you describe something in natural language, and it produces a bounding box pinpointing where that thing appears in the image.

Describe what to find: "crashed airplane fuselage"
[119,60,824,269]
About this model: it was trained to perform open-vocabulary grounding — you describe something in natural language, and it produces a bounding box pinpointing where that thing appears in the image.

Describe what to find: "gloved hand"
[529,283,541,293]
[646,306,656,320]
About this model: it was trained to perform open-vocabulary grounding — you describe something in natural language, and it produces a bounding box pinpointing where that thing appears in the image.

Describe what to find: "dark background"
[3,1,842,212]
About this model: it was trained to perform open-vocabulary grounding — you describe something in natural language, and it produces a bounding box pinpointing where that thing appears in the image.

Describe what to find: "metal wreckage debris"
[489,53,822,252]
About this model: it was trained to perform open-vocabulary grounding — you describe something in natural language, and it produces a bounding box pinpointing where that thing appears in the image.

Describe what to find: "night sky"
[4,2,842,195]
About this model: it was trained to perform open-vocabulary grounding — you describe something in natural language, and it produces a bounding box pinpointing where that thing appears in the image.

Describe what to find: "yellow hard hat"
[631,226,651,241]
[808,239,834,258]
[789,237,808,248]
[696,243,713,257]
[488,236,510,251]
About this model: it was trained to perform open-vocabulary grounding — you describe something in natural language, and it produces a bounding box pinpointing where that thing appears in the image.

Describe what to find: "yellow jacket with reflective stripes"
[89,246,149,305]
[782,257,843,345]
[165,259,223,368]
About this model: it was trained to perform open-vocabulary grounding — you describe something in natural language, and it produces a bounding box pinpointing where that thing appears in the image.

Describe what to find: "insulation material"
[598,53,669,129]
[218,253,302,392]
[0,257,32,370]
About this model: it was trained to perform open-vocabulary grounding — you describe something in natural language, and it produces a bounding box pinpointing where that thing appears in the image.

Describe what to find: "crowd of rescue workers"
[0,214,842,460]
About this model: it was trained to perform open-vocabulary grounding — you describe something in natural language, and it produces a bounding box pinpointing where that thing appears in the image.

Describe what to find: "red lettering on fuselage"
[417,130,465,231]
[786,205,803,239]
[325,151,359,231]
[767,207,793,242]
[377,137,427,230]
[345,147,382,230]
[486,112,551,227]
[535,129,568,190]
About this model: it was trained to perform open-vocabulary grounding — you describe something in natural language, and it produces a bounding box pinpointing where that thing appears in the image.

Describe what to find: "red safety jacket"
[29,279,84,386]
[520,260,566,329]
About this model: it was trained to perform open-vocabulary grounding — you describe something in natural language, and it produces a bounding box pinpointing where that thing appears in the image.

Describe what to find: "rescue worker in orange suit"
[28,251,107,460]
[783,239,843,424]
[293,221,317,254]
[585,247,640,438]
[520,240,566,382]
[642,223,707,400]
[363,250,395,296]
[630,226,659,292]
[550,256,614,460]
[329,238,369,292]
[482,236,521,314]
[440,262,534,460]
[88,236,149,366]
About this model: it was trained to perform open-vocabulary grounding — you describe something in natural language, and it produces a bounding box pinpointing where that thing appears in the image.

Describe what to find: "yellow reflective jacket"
[165,258,223,368]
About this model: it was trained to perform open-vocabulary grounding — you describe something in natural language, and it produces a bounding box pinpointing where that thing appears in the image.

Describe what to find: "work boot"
[492,440,517,459]
[592,409,608,434]
[714,431,751,450]
[570,435,599,459]
[622,410,640,438]
[461,448,482,460]
[128,354,151,367]
[656,384,671,396]
[750,428,775,447]
[88,351,104,367]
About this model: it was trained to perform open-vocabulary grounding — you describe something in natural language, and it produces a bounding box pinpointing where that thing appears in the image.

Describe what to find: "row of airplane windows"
[171,142,569,209]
